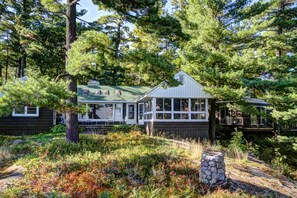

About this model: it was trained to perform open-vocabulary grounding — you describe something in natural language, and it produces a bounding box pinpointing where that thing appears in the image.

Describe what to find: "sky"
[76,0,105,22]
[70,0,173,22]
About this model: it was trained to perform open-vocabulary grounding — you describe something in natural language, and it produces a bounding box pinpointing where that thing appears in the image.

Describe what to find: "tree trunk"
[5,54,8,83]
[209,99,216,144]
[65,0,79,143]
[21,53,26,77]
[17,58,22,78]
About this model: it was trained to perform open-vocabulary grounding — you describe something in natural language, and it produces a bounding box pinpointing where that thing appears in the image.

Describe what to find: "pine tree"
[41,0,170,143]
[176,0,269,142]
[95,14,130,85]
[246,0,297,127]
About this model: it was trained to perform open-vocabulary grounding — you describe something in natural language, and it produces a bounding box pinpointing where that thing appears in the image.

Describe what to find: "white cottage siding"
[146,71,212,99]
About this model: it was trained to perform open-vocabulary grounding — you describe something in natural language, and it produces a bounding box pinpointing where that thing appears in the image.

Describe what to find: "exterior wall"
[0,108,53,136]
[145,121,209,139]
[146,71,212,99]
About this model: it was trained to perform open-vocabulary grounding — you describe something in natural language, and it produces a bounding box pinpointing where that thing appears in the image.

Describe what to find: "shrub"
[112,125,141,133]
[50,124,66,133]
[227,129,248,159]
[228,129,246,152]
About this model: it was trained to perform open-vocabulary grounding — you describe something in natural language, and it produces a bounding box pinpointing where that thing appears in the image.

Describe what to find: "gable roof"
[140,71,212,99]
[77,85,152,102]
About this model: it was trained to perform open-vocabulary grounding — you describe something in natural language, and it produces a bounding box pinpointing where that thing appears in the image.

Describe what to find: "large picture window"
[13,106,39,117]
[87,104,113,120]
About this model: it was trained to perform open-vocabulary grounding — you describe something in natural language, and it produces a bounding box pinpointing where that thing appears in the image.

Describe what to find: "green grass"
[0,131,256,197]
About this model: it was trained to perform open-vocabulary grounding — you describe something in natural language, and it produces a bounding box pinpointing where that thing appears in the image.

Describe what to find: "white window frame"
[12,106,39,117]
[153,98,209,122]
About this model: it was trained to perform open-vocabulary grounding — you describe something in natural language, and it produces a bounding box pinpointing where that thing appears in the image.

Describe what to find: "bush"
[112,125,141,133]
[227,129,248,159]
[50,124,66,133]
[228,129,247,152]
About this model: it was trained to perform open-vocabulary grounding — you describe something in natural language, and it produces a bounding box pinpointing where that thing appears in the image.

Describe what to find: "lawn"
[0,130,296,197]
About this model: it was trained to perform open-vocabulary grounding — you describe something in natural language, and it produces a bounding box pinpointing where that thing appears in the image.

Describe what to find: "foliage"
[245,133,297,179]
[243,0,297,124]
[112,124,142,133]
[67,30,113,77]
[227,129,248,159]
[50,124,66,133]
[0,76,72,116]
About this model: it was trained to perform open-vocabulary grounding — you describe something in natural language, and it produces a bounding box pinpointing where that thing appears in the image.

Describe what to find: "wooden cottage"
[77,71,212,139]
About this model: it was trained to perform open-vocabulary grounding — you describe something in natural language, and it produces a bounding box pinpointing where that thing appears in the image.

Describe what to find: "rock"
[217,173,226,181]
[211,167,217,173]
[0,165,26,192]
[209,161,216,166]
[214,156,224,162]
[217,169,225,174]
[217,163,224,169]
[205,170,212,175]
[12,139,24,145]
[210,179,217,184]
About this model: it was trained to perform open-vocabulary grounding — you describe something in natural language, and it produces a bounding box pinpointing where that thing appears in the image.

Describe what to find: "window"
[174,99,181,111]
[128,105,135,119]
[13,106,39,117]
[156,98,171,111]
[164,113,171,119]
[156,98,163,111]
[174,99,189,111]
[156,113,171,120]
[191,99,206,111]
[191,113,206,120]
[139,104,144,120]
[156,113,163,119]
[174,113,180,119]
[181,99,189,111]
[257,107,266,125]
[87,104,113,120]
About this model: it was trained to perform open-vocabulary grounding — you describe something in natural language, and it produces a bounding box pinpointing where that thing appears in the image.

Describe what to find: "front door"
[138,103,144,125]
[126,103,136,124]
[114,104,123,122]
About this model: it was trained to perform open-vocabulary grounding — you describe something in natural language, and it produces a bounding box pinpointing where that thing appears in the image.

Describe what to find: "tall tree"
[246,0,297,128]
[176,0,269,142]
[41,0,170,143]
[95,14,130,85]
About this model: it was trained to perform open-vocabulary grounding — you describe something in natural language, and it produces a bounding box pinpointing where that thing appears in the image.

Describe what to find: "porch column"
[206,99,209,120]
[152,98,156,120]
[85,103,88,118]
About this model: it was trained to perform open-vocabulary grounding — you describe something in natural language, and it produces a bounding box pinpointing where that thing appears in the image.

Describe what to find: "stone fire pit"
[199,150,227,186]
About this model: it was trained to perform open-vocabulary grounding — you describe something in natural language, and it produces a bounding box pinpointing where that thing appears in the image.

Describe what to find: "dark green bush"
[50,124,66,133]
[112,125,142,133]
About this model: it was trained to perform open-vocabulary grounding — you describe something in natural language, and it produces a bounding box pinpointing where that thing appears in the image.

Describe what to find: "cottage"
[1,71,279,137]
[77,71,212,138]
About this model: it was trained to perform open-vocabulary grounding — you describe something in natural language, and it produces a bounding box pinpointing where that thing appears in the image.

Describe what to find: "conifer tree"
[95,14,130,85]
[41,0,170,143]
[176,0,269,142]
[246,0,297,128]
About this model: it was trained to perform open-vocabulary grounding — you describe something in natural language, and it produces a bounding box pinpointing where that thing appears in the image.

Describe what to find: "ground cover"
[0,130,296,197]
